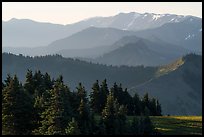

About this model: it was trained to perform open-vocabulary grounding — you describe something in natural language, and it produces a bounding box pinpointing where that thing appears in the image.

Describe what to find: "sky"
[2,2,202,25]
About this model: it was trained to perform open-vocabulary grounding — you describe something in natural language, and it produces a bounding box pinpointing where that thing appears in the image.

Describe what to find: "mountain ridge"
[2,52,202,115]
[3,12,201,48]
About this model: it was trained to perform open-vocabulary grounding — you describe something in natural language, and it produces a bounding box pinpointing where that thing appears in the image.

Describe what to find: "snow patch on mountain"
[185,34,195,40]
[170,18,175,22]
[126,13,141,29]
[142,14,148,19]
[152,14,164,20]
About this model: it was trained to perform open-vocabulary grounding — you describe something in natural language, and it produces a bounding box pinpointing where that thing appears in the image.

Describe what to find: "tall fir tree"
[101,91,123,135]
[142,93,150,115]
[149,98,157,116]
[76,82,87,102]
[130,116,141,135]
[37,79,72,135]
[99,79,109,113]
[142,116,155,135]
[76,84,95,135]
[31,71,53,132]
[65,118,80,135]
[77,99,92,134]
[116,105,127,134]
[24,69,35,95]
[132,93,141,115]
[2,72,162,135]
[156,100,162,116]
[4,74,12,87]
[2,75,33,135]
[89,80,100,114]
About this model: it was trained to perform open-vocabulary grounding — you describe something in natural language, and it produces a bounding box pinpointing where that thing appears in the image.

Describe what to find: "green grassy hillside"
[95,115,202,135]
[128,116,202,135]
[151,116,202,135]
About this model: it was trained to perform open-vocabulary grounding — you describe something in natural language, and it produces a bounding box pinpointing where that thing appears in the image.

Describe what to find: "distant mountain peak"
[8,18,18,22]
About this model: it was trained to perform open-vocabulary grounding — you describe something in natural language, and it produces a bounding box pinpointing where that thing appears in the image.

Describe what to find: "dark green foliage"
[2,75,33,135]
[97,118,106,135]
[24,70,54,133]
[101,92,118,134]
[130,116,156,135]
[2,72,160,135]
[4,74,12,87]
[36,79,72,135]
[141,93,162,116]
[156,100,162,116]
[90,80,100,114]
[130,117,141,134]
[2,52,157,93]
[143,93,150,108]
[24,69,35,95]
[98,79,109,113]
[68,91,80,118]
[77,99,92,134]
[65,118,80,135]
[101,92,128,135]
[132,93,141,115]
[149,98,157,116]
[142,116,155,135]
[111,84,134,115]
[76,82,87,102]
[2,82,5,89]
[76,83,95,134]
[117,105,128,134]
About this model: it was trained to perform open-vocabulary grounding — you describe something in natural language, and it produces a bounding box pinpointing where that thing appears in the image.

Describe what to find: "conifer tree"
[132,93,141,115]
[111,82,118,98]
[24,70,39,132]
[32,71,53,132]
[77,82,95,135]
[149,98,157,116]
[24,69,35,95]
[117,105,127,134]
[37,79,71,135]
[33,70,43,95]
[76,82,87,102]
[69,91,80,118]
[2,82,5,90]
[89,80,100,114]
[142,93,150,115]
[77,99,92,134]
[43,72,53,90]
[101,92,116,134]
[97,118,106,135]
[142,116,155,135]
[2,72,162,135]
[122,87,134,115]
[4,74,12,86]
[156,100,162,116]
[65,118,80,135]
[130,116,140,135]
[101,92,122,135]
[2,75,33,135]
[99,79,109,113]
[143,93,150,107]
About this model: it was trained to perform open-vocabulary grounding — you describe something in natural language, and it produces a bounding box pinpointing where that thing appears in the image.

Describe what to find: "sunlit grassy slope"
[149,116,202,135]
[95,115,202,135]
[155,57,184,77]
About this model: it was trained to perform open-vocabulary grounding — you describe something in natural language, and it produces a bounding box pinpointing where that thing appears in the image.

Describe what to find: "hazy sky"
[2,2,202,25]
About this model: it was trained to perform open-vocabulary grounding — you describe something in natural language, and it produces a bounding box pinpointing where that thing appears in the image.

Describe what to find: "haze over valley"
[2,3,202,135]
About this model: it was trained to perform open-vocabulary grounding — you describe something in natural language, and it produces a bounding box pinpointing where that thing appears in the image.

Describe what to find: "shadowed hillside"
[2,53,202,115]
